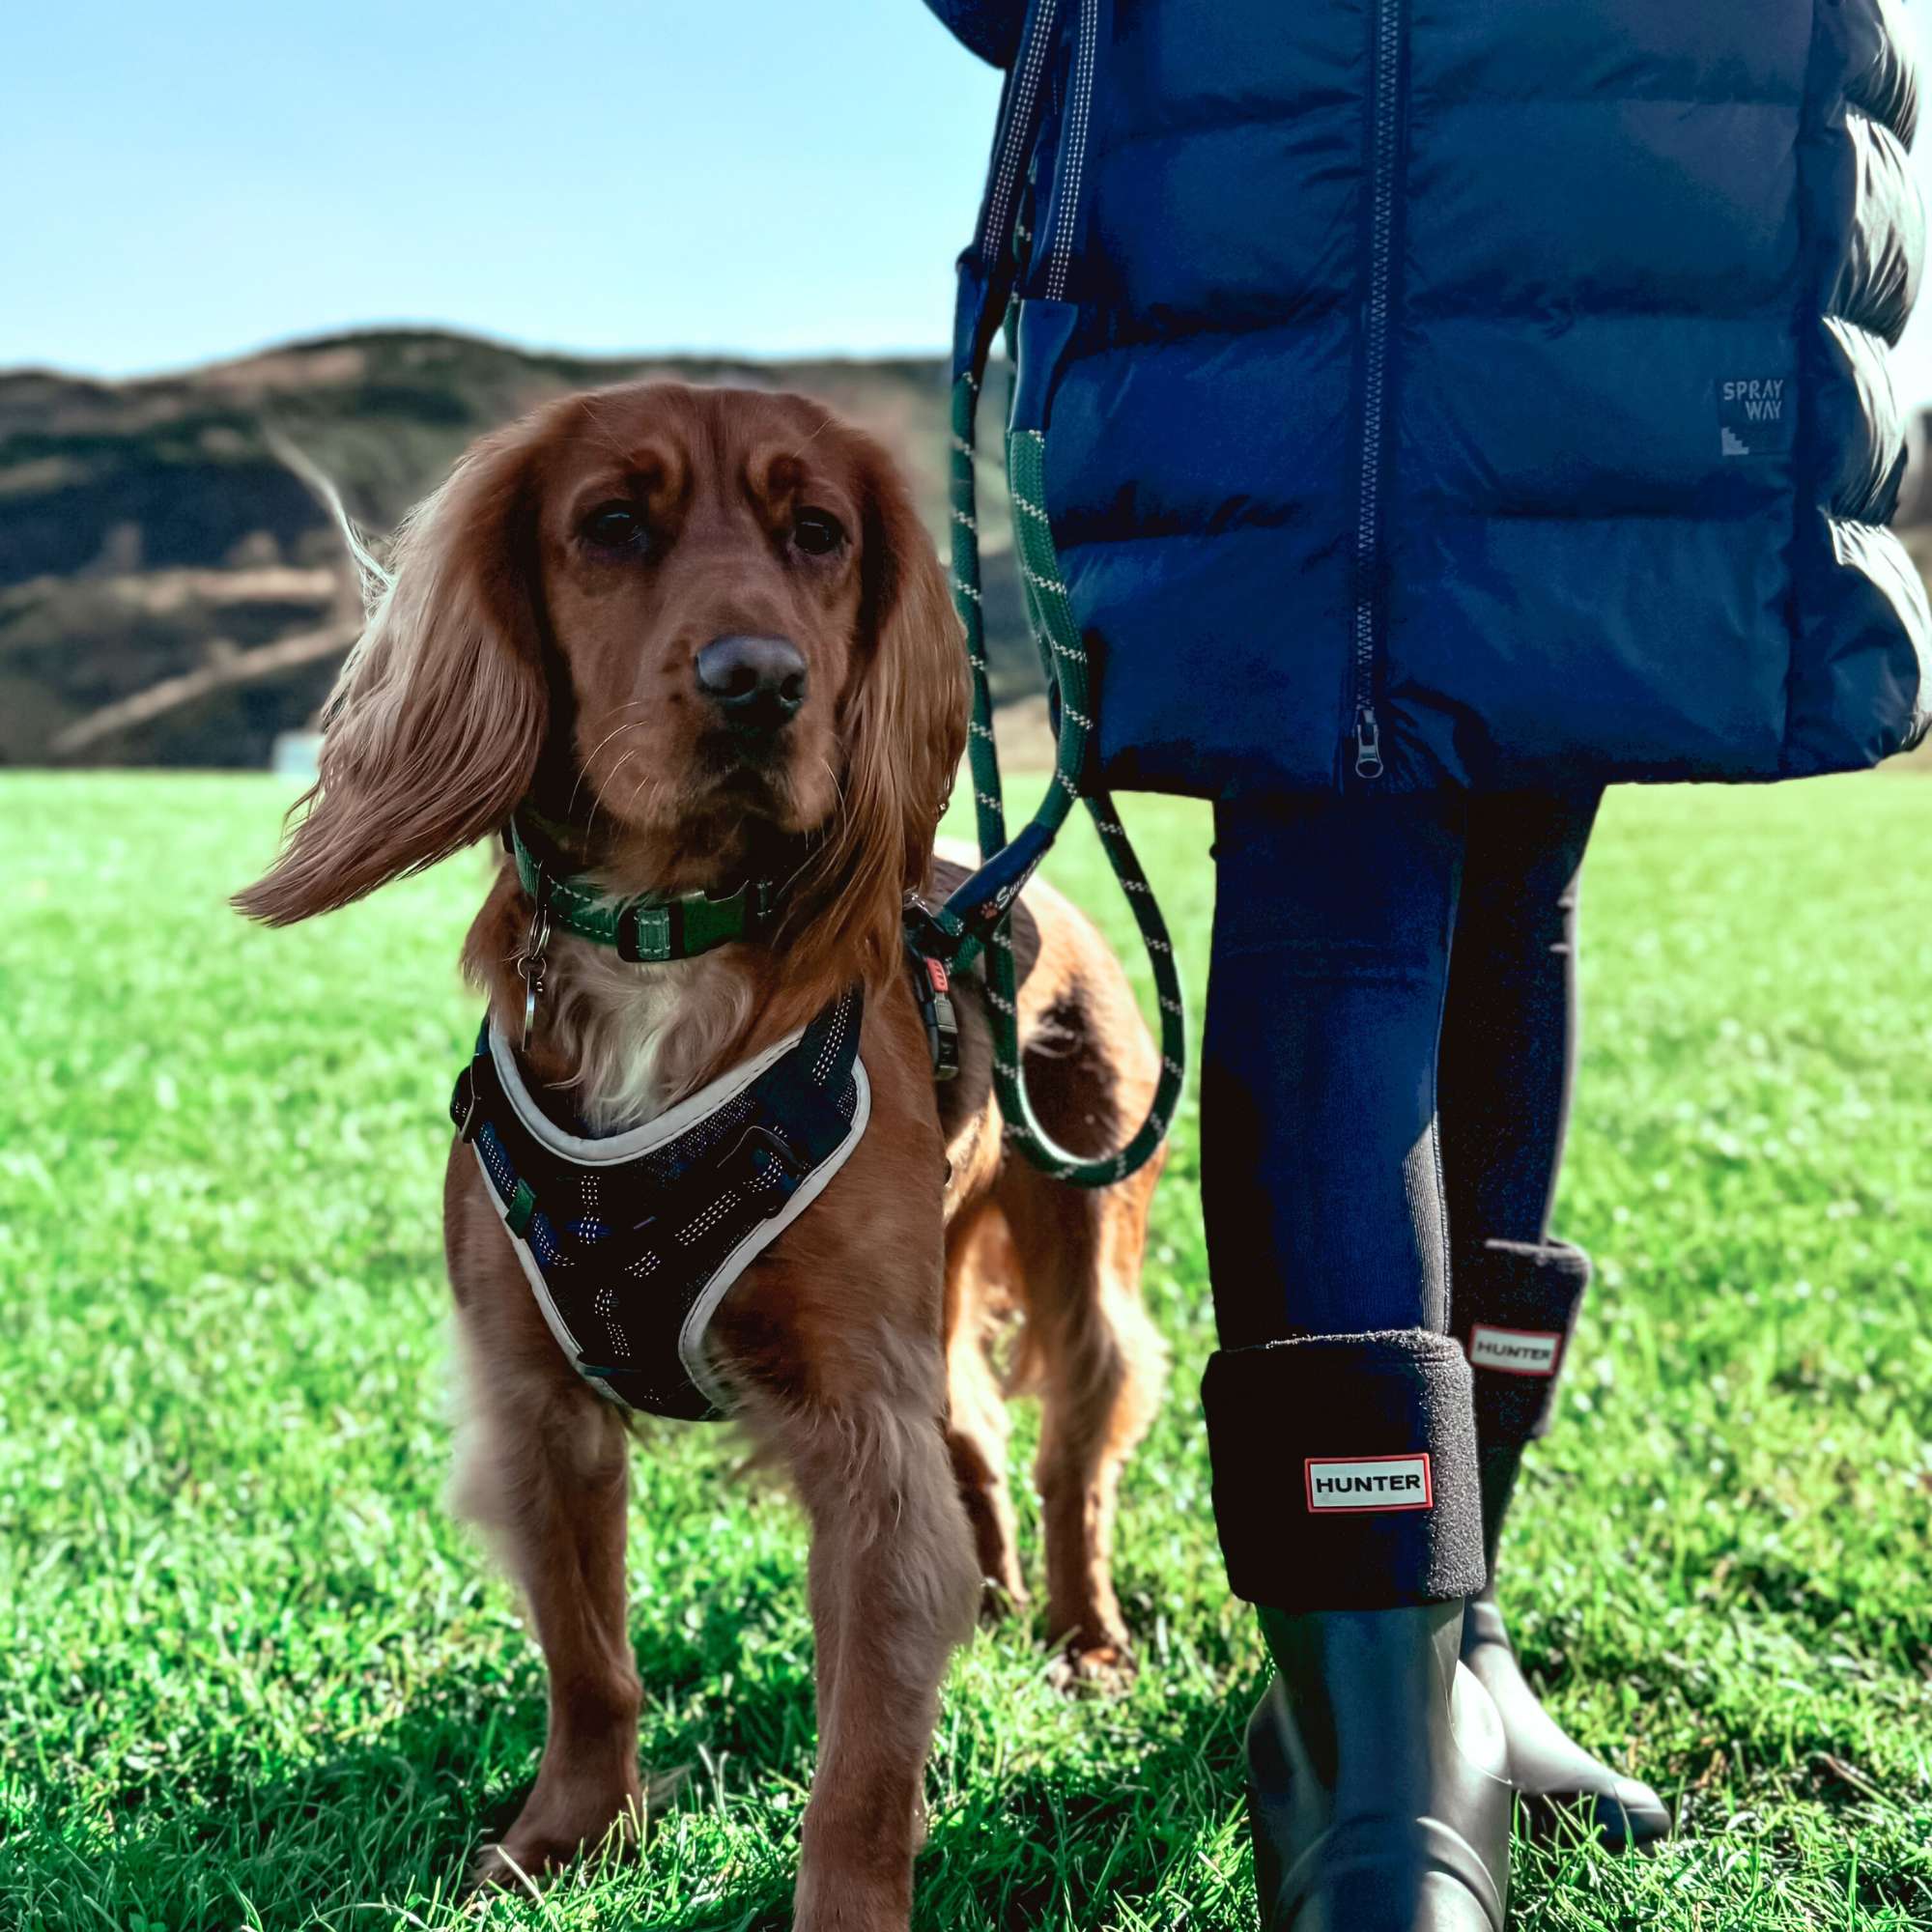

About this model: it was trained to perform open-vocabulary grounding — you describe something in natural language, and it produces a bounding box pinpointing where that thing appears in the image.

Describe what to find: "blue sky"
[9,1,1932,403]
[4,1,1002,377]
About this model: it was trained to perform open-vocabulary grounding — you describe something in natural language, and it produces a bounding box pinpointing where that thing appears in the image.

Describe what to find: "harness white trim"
[472,1022,871,1413]
[488,1019,805,1162]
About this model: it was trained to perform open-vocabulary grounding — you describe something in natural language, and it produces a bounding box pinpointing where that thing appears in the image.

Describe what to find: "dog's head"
[237,382,965,981]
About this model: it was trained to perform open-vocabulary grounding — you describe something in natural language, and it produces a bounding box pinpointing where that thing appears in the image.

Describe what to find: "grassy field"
[3,769,1930,1932]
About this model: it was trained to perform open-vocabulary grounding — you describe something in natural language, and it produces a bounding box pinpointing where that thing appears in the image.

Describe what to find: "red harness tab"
[904,938,961,1083]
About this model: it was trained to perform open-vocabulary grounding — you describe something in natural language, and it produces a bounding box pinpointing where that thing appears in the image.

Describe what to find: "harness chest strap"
[451,986,869,1420]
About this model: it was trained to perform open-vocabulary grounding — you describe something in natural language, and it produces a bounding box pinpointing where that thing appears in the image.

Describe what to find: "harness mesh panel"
[454,987,867,1420]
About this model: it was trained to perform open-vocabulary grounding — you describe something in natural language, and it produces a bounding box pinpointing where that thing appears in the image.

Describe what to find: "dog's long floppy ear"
[794,433,968,987]
[236,423,549,925]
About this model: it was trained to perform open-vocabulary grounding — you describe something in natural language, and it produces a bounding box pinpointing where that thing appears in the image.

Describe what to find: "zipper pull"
[1353,705,1385,781]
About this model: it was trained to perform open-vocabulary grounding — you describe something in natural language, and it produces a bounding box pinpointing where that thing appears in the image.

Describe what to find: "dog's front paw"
[979,1573,1029,1628]
[1046,1634,1137,1698]
[466,1833,599,1903]
[465,1840,547,1903]
[465,1788,642,1899]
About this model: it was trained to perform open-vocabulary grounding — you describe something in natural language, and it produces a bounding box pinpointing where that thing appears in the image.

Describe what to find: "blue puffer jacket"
[930,0,1931,796]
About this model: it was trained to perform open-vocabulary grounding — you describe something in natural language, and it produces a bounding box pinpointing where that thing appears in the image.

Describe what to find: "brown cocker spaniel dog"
[239,382,1166,1929]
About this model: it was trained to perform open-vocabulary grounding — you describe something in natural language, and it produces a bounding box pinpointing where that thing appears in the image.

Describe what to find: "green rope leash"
[934,366,1186,1186]
[922,0,1181,1185]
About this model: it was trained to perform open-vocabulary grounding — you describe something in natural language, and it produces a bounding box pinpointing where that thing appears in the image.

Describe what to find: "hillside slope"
[0,329,1029,766]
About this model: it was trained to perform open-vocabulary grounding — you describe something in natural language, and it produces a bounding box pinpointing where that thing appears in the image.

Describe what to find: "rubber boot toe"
[1461,1592,1669,1852]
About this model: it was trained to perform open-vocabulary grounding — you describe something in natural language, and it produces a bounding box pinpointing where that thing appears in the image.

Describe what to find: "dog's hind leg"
[999,1157,1167,1690]
[452,1310,643,1889]
[943,1203,1028,1617]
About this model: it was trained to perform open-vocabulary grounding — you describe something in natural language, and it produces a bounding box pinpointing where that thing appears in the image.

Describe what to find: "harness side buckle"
[720,1123,807,1218]
[451,1065,482,1144]
[903,897,964,1084]
[909,947,962,1082]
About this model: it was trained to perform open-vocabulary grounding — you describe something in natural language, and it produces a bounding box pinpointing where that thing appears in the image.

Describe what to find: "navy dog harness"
[451,988,868,1420]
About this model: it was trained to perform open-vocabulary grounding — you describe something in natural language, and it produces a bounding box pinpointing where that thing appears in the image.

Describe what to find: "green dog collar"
[508,813,781,964]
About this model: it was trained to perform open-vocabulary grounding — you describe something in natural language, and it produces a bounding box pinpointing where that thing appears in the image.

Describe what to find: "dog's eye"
[582,503,647,550]
[792,509,845,556]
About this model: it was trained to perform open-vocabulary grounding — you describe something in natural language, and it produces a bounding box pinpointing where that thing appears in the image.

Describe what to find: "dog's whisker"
[569,719,647,824]
[624,758,661,825]
[786,412,837,463]
[775,843,819,902]
[594,747,644,839]
[578,394,642,469]
[759,758,847,904]
[578,716,645,778]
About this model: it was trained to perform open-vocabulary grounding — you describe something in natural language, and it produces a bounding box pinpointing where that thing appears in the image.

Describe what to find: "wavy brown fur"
[236,382,1167,1928]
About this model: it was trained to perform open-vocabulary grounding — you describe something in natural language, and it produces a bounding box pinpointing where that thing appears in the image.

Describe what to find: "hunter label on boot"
[1467,1324,1563,1377]
[1303,1454,1435,1513]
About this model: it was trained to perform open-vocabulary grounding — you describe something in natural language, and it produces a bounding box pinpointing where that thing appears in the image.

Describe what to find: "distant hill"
[14,327,1927,771]
[0,328,1032,767]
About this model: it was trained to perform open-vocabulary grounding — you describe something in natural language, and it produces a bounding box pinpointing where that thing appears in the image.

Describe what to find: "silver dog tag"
[517,899,553,1053]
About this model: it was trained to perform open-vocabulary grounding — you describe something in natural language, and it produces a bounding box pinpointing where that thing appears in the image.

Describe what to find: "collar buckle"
[510,810,781,965]
[615,899,677,964]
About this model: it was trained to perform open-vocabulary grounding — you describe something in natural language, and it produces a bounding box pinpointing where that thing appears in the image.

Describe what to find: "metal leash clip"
[517,873,554,1052]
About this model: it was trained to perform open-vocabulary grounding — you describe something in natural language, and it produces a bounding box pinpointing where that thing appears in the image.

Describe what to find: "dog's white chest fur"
[536,939,756,1134]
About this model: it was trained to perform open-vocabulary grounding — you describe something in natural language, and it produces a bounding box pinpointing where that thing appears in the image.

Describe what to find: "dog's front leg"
[732,1293,980,1932]
[452,1283,641,1886]
[793,1390,979,1929]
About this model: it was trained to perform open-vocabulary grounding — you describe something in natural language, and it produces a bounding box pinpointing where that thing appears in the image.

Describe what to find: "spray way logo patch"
[1468,1324,1563,1377]
[1304,1454,1434,1513]
[1719,377,1793,460]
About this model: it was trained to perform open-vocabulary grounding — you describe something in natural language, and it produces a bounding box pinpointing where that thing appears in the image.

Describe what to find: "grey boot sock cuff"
[1451,1238,1593,1446]
[1201,1329,1486,1612]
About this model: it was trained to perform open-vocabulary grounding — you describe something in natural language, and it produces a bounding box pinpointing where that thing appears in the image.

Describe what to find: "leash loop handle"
[940,229,1186,1188]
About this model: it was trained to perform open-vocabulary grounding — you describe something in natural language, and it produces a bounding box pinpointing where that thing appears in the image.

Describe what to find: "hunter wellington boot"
[1246,1604,1511,1932]
[1452,1240,1670,1852]
[1204,1331,1511,1932]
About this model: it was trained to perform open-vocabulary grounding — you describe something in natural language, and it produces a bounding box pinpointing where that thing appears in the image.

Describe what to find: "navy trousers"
[1202,791,1601,1345]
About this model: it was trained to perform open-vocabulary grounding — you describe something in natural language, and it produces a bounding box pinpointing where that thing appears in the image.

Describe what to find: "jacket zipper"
[1351,0,1403,781]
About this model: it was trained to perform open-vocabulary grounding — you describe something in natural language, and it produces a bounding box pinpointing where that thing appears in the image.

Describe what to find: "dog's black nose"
[694,635,807,727]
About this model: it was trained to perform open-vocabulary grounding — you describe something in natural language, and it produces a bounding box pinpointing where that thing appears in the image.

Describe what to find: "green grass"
[3,769,1930,1932]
